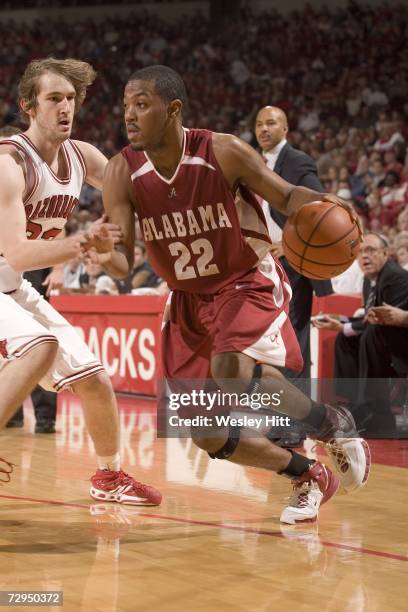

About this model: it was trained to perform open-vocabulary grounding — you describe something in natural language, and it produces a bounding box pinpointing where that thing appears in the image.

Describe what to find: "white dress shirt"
[261,139,287,243]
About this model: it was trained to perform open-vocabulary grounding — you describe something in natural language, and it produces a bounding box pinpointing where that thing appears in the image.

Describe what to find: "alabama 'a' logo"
[0,339,8,358]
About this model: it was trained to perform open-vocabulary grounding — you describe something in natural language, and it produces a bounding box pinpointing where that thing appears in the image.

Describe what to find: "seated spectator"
[95,275,118,295]
[368,304,408,327]
[396,243,408,270]
[374,121,405,153]
[312,232,408,437]
[380,171,407,225]
[398,209,408,232]
[384,150,404,180]
[63,257,85,291]
[366,190,393,230]
[336,180,352,200]
[370,160,386,187]
[79,261,108,293]
[117,241,161,294]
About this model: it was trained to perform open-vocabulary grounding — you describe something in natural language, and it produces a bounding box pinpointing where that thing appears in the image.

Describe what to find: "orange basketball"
[282,201,361,279]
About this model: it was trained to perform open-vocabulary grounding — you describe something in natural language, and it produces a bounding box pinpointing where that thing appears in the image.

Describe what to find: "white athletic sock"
[97,453,121,472]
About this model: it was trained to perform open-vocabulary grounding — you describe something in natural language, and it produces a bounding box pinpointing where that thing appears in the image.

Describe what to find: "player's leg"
[212,256,370,492]
[0,342,58,430]
[205,259,370,521]
[70,372,160,506]
[18,279,161,506]
[0,289,59,482]
[211,351,369,493]
[0,290,59,429]
[193,354,338,524]
[210,351,369,502]
[72,372,119,457]
[162,288,338,523]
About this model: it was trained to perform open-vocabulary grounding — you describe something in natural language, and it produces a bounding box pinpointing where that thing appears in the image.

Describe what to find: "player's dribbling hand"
[322,194,363,241]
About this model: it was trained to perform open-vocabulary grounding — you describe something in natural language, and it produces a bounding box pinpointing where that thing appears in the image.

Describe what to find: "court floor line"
[0,492,407,563]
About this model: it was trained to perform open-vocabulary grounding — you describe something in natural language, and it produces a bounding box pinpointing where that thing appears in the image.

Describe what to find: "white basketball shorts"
[0,280,104,391]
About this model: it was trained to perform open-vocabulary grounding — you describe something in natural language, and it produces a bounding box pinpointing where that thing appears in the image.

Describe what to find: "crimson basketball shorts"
[161,253,303,382]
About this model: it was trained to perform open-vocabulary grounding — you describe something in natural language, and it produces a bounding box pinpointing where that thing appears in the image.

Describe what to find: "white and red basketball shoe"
[280,461,339,524]
[314,405,371,493]
[90,469,162,506]
[0,457,13,483]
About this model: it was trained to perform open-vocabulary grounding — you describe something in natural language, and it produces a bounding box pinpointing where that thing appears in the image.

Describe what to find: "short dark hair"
[128,65,188,109]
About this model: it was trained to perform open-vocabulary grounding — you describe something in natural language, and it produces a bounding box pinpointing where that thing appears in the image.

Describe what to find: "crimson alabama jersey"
[122,128,273,293]
[0,133,85,293]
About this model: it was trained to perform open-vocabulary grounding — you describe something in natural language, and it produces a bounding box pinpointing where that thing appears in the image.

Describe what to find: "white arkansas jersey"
[0,133,86,292]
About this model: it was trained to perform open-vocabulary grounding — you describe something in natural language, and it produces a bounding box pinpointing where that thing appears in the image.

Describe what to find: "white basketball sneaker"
[280,482,323,524]
[317,437,371,493]
[314,405,371,492]
[280,461,339,524]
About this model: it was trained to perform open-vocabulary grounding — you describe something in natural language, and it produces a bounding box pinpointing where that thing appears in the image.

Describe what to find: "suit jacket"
[351,260,408,332]
[268,142,332,296]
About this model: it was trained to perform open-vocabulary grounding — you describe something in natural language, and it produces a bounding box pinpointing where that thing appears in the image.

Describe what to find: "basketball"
[282,201,361,279]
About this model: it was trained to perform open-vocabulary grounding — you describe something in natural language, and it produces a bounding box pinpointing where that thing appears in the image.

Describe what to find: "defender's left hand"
[90,214,123,246]
[87,224,115,254]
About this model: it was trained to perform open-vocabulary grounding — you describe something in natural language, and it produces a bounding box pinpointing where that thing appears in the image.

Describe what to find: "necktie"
[364,281,377,313]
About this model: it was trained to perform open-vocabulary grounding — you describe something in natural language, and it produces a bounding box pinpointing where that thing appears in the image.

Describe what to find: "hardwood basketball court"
[1,393,407,611]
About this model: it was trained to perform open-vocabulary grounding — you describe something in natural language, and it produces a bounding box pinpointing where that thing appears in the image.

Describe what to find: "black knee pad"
[208,364,261,460]
[247,362,262,394]
[208,425,241,460]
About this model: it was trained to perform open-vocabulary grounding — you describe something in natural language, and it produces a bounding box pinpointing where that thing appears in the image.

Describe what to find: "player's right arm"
[0,152,92,272]
[99,153,136,279]
[213,133,359,224]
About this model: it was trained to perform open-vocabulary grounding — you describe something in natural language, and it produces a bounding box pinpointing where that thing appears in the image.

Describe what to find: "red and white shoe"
[316,437,371,493]
[90,469,162,506]
[0,457,13,483]
[280,461,339,524]
[314,405,371,493]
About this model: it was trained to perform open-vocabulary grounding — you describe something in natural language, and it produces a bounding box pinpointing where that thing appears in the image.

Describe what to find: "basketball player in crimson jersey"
[0,58,161,505]
[101,65,369,524]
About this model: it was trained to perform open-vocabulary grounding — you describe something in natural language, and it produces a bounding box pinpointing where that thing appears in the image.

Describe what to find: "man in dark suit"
[313,232,408,436]
[255,106,332,380]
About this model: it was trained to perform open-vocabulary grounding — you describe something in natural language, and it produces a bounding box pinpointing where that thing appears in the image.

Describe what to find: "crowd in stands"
[0,0,182,9]
[0,1,407,293]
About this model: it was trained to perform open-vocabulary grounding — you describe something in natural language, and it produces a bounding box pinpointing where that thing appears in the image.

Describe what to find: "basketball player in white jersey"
[0,58,161,505]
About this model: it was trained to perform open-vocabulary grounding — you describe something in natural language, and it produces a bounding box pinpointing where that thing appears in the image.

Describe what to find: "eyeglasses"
[358,247,386,256]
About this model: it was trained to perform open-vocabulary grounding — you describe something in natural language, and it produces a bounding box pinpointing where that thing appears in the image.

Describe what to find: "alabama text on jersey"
[122,128,273,294]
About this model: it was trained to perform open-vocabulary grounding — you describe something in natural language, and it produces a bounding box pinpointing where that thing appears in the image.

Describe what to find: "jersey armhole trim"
[0,139,39,204]
[69,140,87,183]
